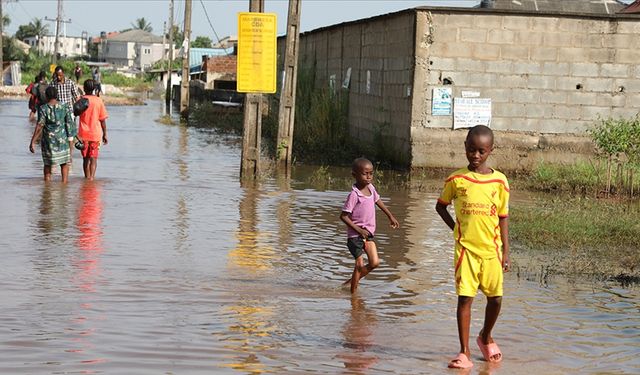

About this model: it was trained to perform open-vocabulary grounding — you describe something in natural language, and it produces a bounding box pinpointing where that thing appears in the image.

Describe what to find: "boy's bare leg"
[350,256,365,293]
[83,157,90,179]
[43,165,52,181]
[347,242,380,293]
[456,296,474,359]
[479,296,502,360]
[61,164,69,183]
[89,158,98,180]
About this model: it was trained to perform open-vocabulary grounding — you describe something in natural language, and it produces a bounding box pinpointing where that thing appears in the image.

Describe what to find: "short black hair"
[352,157,373,172]
[466,125,494,145]
[45,86,58,101]
[54,66,64,74]
[83,79,96,95]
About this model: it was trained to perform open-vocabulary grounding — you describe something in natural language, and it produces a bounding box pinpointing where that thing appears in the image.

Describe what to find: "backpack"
[34,83,49,105]
[73,97,90,116]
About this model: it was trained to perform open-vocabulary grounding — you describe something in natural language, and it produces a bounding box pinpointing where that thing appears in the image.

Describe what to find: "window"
[144,48,151,54]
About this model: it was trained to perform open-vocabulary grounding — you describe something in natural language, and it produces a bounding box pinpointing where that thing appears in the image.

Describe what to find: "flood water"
[1,99,639,374]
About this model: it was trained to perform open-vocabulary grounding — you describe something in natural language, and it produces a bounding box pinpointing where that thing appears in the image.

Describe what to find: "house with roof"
[24,34,88,58]
[278,0,640,169]
[98,29,166,71]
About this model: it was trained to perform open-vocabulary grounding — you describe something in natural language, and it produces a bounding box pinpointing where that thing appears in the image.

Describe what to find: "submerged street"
[0,100,638,374]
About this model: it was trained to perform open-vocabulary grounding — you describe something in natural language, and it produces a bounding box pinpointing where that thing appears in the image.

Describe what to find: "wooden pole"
[180,0,192,117]
[0,0,3,86]
[240,0,265,179]
[276,0,302,175]
[165,0,174,110]
[54,0,62,64]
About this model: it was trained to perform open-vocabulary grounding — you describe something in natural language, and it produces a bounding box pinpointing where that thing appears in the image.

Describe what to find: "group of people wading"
[27,65,108,182]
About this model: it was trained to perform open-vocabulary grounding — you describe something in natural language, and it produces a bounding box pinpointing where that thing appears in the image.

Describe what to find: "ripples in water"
[0,100,638,374]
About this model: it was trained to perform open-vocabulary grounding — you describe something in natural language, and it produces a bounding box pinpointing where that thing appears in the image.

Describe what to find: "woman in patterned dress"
[29,86,74,183]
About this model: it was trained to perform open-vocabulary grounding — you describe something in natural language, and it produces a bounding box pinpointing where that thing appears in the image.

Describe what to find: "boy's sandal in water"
[476,336,503,362]
[447,353,474,369]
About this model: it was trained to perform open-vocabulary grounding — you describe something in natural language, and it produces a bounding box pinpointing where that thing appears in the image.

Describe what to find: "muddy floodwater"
[1,100,639,374]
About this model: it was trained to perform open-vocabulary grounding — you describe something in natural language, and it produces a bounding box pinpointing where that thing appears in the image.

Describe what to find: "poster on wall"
[432,87,452,116]
[453,98,492,129]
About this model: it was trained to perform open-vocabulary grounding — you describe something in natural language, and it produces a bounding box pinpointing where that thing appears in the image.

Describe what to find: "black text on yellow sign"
[237,12,277,94]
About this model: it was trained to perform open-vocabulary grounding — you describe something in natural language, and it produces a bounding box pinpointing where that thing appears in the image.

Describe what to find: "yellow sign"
[237,12,277,93]
[49,64,57,74]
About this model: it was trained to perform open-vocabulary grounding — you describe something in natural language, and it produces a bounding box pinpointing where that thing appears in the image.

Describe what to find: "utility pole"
[276,0,302,175]
[0,0,4,86]
[165,0,174,110]
[240,0,265,179]
[179,0,192,118]
[45,0,71,65]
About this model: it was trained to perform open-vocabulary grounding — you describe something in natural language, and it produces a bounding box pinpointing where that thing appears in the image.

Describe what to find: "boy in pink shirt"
[340,158,399,293]
[78,79,108,180]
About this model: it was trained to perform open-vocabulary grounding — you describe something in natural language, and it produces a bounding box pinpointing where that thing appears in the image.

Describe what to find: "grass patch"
[511,196,640,278]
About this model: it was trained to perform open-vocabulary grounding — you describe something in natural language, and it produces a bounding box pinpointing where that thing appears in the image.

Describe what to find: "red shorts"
[81,141,101,158]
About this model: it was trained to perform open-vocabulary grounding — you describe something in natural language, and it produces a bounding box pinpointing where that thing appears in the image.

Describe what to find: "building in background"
[24,34,88,58]
[98,29,165,71]
[280,0,640,169]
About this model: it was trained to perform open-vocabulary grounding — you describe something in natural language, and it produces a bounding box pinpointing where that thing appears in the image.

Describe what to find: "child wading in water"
[29,86,74,183]
[341,158,399,293]
[436,125,510,369]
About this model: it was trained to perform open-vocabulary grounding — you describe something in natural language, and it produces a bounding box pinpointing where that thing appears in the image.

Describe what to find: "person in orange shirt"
[436,125,510,369]
[77,79,108,180]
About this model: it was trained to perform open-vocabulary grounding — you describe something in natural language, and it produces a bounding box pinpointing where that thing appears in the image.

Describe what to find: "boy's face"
[464,134,493,170]
[353,162,374,186]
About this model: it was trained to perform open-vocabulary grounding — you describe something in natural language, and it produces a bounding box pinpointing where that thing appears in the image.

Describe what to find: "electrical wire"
[198,0,227,53]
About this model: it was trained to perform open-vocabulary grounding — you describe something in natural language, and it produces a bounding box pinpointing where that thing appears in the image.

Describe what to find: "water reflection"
[338,296,379,372]
[75,181,104,291]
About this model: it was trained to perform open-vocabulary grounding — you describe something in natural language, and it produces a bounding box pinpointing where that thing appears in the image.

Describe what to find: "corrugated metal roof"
[620,0,640,13]
[187,47,233,69]
[477,0,627,14]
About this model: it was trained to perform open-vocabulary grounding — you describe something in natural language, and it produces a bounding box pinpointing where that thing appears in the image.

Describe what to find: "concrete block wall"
[412,10,640,170]
[278,11,416,165]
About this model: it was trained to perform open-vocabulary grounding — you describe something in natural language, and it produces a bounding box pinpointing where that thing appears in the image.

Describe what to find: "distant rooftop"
[476,0,628,14]
[108,29,163,44]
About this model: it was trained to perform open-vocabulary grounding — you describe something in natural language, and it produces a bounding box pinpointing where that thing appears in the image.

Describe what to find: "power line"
[198,0,225,51]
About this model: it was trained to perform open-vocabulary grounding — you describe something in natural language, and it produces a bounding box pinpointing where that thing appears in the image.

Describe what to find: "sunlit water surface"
[1,100,638,374]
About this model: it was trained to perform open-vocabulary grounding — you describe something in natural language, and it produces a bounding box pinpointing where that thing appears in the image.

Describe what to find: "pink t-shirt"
[342,183,380,238]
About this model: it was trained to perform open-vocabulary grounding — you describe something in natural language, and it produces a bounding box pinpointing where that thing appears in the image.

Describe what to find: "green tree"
[2,37,27,62]
[192,36,212,48]
[131,17,153,32]
[166,24,184,49]
[15,18,49,41]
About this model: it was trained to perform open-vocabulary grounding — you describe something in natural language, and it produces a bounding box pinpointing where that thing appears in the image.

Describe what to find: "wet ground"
[1,100,639,374]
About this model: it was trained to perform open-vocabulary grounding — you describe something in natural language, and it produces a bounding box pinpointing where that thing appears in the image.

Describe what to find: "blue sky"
[4,0,478,41]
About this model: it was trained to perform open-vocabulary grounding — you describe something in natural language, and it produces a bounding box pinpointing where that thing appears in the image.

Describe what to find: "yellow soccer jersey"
[438,167,510,259]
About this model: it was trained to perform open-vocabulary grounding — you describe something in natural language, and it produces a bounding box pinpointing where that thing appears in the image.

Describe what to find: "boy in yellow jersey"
[435,125,510,369]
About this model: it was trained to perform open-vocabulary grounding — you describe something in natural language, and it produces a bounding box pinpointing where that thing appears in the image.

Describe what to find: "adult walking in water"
[29,86,74,183]
[74,64,82,83]
[92,66,102,96]
[52,66,80,162]
[77,79,109,180]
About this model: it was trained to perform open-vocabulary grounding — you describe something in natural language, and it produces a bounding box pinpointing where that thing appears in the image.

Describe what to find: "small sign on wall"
[453,98,492,129]
[432,87,452,116]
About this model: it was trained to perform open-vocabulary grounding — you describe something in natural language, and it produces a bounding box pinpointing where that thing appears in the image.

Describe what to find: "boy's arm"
[340,211,369,238]
[375,200,399,228]
[435,201,455,231]
[499,216,510,272]
[100,120,108,144]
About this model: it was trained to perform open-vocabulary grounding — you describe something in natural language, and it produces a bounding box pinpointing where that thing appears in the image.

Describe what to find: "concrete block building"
[279,1,640,169]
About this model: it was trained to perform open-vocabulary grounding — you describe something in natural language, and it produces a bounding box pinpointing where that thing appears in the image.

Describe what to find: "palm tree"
[131,17,153,33]
[30,18,49,40]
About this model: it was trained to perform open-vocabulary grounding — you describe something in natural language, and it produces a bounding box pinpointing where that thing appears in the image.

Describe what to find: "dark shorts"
[347,236,375,259]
